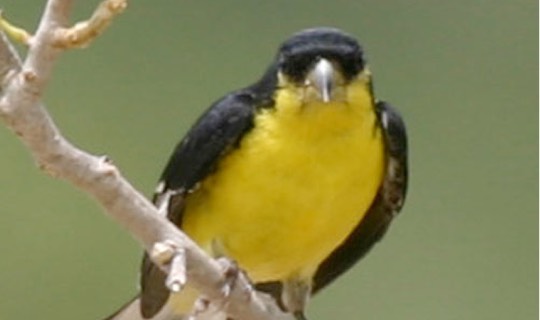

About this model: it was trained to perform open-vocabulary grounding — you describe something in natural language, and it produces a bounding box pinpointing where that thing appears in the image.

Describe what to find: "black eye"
[353,51,365,71]
[338,50,365,80]
[280,53,316,82]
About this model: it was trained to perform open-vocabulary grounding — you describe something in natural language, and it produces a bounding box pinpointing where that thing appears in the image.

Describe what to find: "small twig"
[0,11,32,45]
[152,241,188,292]
[54,0,127,49]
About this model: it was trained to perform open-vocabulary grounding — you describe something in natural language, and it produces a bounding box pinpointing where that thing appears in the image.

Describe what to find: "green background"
[0,1,537,319]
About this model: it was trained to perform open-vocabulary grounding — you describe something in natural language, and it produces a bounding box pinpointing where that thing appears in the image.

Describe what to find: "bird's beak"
[306,58,336,103]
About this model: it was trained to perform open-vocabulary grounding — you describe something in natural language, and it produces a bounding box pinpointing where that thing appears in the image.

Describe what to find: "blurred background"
[0,1,537,319]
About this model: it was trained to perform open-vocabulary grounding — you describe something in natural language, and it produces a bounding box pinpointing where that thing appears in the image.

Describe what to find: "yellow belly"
[182,86,384,283]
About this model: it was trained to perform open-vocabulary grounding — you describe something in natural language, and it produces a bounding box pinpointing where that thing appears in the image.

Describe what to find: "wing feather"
[312,101,408,292]
[140,92,257,317]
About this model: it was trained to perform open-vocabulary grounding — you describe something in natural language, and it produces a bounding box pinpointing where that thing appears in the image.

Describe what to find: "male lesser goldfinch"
[107,27,408,320]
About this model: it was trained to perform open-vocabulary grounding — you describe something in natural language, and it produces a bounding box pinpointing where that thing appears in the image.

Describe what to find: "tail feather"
[104,296,143,320]
[104,296,184,320]
[104,292,226,320]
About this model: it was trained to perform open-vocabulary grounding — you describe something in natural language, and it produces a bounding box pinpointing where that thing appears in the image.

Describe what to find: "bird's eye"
[280,53,316,82]
[353,51,365,72]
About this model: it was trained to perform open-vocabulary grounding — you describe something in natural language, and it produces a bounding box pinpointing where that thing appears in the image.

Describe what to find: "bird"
[106,27,408,320]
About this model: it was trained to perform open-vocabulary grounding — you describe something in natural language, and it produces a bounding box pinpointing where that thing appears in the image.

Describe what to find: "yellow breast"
[182,81,385,283]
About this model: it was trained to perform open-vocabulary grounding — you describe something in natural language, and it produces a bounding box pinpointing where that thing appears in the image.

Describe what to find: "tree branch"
[0,1,293,319]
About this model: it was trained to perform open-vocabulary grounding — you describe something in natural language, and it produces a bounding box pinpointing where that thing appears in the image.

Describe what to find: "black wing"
[139,91,258,318]
[312,101,408,292]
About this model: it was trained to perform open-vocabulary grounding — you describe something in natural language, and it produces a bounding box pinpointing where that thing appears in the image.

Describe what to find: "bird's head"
[275,28,371,104]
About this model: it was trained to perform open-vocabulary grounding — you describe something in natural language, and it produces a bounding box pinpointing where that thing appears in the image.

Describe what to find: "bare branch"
[0,11,32,45]
[0,1,294,320]
[54,0,127,49]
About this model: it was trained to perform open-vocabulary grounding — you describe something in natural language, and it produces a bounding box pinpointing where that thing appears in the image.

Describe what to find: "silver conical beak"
[306,58,335,103]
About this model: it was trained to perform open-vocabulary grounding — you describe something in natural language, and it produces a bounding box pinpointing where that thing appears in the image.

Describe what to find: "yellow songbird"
[107,27,408,320]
